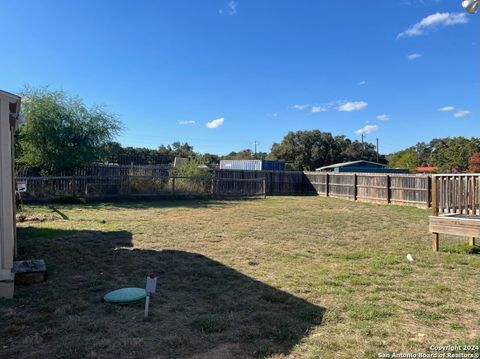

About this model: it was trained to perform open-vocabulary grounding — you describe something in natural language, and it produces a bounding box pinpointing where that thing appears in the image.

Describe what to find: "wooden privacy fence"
[217,170,432,207]
[17,167,432,207]
[215,170,304,195]
[212,177,266,198]
[432,174,480,215]
[305,172,430,207]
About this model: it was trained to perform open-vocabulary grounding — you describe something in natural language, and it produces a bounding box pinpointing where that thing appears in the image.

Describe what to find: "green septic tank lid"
[104,287,146,304]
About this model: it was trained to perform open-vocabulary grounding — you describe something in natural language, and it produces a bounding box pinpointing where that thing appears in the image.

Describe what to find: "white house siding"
[0,91,20,298]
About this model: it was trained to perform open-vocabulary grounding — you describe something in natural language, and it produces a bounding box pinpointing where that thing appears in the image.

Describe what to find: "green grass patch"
[2,197,479,359]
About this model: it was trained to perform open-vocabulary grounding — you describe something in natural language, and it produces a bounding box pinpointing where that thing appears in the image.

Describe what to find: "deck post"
[432,233,439,252]
[469,237,476,247]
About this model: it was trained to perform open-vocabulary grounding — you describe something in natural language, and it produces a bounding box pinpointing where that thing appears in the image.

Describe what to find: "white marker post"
[144,272,158,318]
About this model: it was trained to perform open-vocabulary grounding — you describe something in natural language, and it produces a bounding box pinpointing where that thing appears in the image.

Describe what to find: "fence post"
[263,177,267,199]
[325,173,329,197]
[171,174,176,196]
[72,176,76,198]
[386,175,391,204]
[269,171,273,195]
[353,174,357,201]
[432,176,438,216]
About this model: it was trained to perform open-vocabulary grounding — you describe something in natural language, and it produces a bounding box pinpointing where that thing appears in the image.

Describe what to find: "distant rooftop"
[415,166,437,173]
[316,160,386,171]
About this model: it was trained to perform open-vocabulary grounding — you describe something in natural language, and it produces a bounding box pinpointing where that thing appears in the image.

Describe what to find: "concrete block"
[0,281,14,298]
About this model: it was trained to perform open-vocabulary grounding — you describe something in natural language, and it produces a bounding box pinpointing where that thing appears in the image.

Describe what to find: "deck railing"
[432,174,480,215]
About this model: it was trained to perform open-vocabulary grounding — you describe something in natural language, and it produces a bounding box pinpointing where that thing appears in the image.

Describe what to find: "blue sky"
[1,0,479,155]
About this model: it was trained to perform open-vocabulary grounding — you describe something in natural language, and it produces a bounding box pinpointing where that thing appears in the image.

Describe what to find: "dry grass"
[1,197,479,359]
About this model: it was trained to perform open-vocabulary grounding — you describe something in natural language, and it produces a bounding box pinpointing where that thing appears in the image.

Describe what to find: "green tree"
[387,137,480,173]
[169,141,196,158]
[269,130,383,171]
[429,137,480,172]
[17,87,122,174]
[387,148,419,171]
[98,141,123,163]
[197,153,219,166]
[221,149,255,160]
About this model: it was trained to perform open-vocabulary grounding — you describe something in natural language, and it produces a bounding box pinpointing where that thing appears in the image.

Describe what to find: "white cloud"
[219,1,238,16]
[397,12,468,39]
[355,125,379,136]
[205,117,225,129]
[376,114,390,121]
[407,53,422,60]
[291,104,309,110]
[453,110,472,118]
[178,120,196,125]
[227,1,238,15]
[338,101,368,112]
[439,106,455,112]
[358,80,367,86]
[311,106,327,113]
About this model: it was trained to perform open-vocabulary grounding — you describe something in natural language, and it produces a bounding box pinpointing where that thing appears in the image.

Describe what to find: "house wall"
[0,92,18,298]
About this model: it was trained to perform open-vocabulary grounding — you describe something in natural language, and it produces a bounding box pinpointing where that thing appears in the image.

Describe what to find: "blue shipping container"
[262,160,285,171]
[219,160,285,171]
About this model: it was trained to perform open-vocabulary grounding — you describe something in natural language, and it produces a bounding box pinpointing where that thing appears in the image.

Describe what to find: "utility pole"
[376,138,379,163]
[361,134,364,158]
[253,141,258,159]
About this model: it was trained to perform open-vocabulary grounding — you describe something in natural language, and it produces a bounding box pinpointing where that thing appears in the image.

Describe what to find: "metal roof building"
[316,160,409,174]
[219,160,285,171]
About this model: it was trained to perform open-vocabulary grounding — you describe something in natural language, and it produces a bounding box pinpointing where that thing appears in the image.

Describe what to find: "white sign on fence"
[16,179,27,193]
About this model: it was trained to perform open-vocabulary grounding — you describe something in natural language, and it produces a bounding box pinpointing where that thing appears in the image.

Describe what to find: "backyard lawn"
[1,196,479,359]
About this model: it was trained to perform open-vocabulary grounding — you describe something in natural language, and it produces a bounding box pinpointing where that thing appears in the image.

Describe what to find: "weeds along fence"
[15,165,266,202]
[16,165,432,207]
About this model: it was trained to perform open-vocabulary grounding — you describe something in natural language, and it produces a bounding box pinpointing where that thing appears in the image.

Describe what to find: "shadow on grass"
[441,243,480,255]
[4,227,325,359]
[45,198,259,212]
